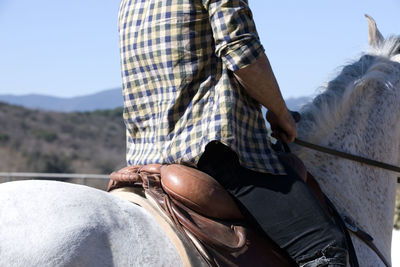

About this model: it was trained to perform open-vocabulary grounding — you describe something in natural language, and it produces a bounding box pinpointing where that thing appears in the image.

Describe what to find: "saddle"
[107,163,298,267]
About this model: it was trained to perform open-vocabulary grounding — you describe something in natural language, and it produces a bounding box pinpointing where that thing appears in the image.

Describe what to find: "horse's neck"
[298,107,397,250]
[294,59,400,262]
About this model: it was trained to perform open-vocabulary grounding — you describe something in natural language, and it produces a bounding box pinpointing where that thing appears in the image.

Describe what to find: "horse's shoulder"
[0,180,184,267]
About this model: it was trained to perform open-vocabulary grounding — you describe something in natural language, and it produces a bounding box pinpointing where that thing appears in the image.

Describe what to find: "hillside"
[0,102,125,174]
[0,88,123,112]
[0,94,309,174]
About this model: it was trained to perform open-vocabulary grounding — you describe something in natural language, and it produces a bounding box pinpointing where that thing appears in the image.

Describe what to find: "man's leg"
[197,142,348,266]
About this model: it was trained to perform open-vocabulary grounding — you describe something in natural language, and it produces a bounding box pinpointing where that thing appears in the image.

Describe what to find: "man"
[118,0,348,266]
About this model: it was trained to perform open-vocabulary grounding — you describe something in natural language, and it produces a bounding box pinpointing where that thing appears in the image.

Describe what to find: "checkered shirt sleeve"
[118,0,286,175]
[204,0,265,71]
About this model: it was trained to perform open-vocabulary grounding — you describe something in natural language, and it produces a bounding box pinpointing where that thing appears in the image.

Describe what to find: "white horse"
[293,15,400,266]
[0,180,185,267]
[0,16,399,267]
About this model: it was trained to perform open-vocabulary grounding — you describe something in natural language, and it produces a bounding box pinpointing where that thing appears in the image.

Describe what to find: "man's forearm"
[233,53,288,117]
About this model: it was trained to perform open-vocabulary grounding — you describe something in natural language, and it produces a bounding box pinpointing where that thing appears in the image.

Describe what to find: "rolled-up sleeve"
[203,0,265,71]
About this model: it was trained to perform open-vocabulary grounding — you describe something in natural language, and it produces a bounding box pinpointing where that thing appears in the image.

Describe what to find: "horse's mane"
[298,35,400,144]
[372,35,400,58]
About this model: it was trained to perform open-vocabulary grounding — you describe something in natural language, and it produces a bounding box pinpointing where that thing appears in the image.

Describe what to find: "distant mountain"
[0,88,123,112]
[0,88,312,113]
[285,96,312,111]
[261,95,312,121]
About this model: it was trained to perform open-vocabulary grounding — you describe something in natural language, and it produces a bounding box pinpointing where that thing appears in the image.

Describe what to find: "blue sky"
[0,0,399,98]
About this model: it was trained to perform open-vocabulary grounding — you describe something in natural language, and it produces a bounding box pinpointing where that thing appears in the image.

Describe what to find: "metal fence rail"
[0,172,110,190]
[0,172,109,179]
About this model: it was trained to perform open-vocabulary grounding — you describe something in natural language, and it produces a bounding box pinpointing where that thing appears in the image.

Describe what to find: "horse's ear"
[365,14,384,48]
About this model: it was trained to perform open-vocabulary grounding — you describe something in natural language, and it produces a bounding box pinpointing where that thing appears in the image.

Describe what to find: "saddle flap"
[160,164,243,220]
[172,200,247,252]
[109,163,297,267]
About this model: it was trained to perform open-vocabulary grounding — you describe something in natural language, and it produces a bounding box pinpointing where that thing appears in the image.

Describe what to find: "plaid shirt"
[118,0,285,174]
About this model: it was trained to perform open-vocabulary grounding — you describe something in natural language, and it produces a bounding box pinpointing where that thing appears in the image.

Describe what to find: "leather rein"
[292,137,396,267]
[293,138,400,174]
[287,111,400,175]
[275,111,396,266]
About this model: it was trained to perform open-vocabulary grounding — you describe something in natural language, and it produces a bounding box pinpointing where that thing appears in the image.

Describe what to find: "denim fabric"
[298,244,348,266]
[197,141,348,266]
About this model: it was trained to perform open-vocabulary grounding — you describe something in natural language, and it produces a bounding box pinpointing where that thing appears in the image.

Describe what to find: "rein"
[292,137,395,267]
[286,111,400,175]
[293,138,400,175]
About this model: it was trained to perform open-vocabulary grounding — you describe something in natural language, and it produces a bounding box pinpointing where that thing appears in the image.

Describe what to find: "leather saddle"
[107,155,316,267]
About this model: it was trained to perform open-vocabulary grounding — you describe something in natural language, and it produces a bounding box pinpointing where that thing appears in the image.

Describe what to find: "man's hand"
[266,109,297,143]
[233,53,298,143]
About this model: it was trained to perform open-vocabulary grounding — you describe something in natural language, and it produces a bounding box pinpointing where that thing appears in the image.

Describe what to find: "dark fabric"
[197,141,348,266]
